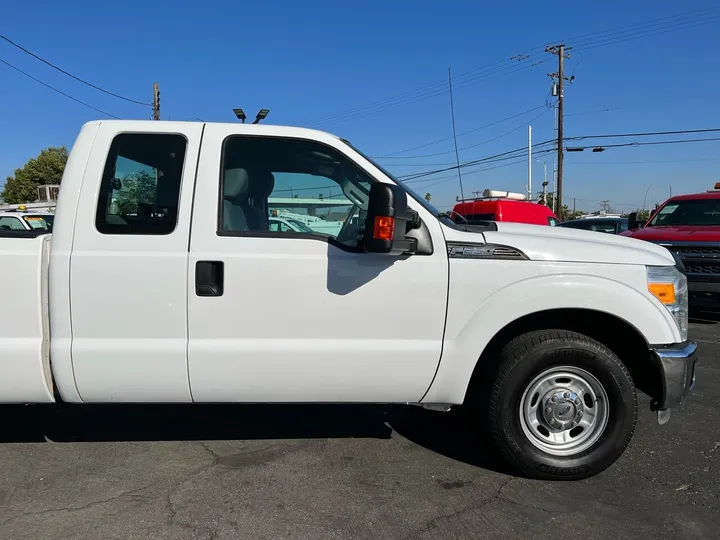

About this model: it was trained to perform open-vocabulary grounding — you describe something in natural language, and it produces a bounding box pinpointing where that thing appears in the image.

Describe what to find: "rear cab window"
[95,133,188,235]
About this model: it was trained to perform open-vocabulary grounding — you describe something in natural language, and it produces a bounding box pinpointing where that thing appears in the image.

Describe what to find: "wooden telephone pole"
[546,45,572,218]
[152,83,160,120]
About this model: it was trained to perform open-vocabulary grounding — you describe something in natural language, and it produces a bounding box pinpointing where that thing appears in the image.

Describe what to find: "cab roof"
[667,190,720,201]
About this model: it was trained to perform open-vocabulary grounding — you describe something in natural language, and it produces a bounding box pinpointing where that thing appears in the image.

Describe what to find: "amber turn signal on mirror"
[373,216,395,241]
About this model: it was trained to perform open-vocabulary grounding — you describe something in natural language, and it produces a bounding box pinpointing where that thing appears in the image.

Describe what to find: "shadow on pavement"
[0,402,507,474]
[689,309,720,325]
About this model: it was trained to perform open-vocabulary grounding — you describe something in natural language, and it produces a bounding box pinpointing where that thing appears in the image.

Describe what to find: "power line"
[313,58,548,127]
[571,157,720,165]
[374,104,547,158]
[397,130,720,183]
[381,108,551,160]
[0,33,152,106]
[566,128,720,141]
[409,150,556,189]
[571,136,720,151]
[309,7,719,127]
[571,13,720,53]
[400,142,557,181]
[0,57,120,119]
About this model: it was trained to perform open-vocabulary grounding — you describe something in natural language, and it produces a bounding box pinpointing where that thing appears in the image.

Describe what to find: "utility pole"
[600,200,611,213]
[152,83,160,120]
[546,44,572,218]
[573,198,576,216]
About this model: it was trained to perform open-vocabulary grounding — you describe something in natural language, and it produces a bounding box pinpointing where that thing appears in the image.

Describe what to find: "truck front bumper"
[650,340,698,418]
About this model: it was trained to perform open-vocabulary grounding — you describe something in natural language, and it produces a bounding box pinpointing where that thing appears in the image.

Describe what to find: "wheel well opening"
[468,308,662,404]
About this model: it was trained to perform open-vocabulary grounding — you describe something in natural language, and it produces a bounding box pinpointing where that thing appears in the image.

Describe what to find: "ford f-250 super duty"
[0,120,698,480]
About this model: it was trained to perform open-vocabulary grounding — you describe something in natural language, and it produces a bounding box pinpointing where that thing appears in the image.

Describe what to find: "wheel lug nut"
[564,392,570,399]
[546,407,553,413]
[577,411,583,418]
[551,395,558,402]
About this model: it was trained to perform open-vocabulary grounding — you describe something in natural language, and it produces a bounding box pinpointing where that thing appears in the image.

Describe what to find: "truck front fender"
[422,269,680,404]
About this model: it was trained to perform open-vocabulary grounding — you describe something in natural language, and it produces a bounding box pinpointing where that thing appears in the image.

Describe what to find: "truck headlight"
[647,265,688,341]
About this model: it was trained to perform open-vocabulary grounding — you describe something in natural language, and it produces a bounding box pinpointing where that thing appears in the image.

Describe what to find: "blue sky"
[1,0,719,213]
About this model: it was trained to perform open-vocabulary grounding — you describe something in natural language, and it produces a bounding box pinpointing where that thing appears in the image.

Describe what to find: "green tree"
[113,172,157,215]
[543,192,580,220]
[1,147,68,204]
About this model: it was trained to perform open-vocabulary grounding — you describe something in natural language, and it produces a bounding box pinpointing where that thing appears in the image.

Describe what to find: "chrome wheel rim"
[519,366,609,457]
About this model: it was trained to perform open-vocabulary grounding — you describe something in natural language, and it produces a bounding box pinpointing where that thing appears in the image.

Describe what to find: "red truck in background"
[452,189,560,226]
[622,184,720,310]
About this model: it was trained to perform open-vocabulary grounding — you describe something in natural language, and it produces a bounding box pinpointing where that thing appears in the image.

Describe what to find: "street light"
[233,109,247,123]
[252,109,270,124]
[643,184,652,214]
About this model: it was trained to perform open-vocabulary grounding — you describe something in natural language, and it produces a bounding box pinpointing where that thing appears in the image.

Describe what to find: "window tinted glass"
[96,133,187,235]
[547,217,559,226]
[23,215,53,231]
[650,199,720,226]
[457,213,495,224]
[220,137,373,248]
[560,221,592,230]
[0,216,25,230]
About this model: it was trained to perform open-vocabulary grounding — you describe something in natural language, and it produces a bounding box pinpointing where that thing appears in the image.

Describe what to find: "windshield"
[650,199,720,227]
[345,142,445,217]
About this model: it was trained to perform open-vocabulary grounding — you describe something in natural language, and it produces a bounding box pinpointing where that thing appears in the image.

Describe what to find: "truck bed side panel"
[0,235,54,403]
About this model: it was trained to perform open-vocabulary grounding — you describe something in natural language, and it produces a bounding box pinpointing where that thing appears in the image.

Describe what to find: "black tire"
[486,330,637,480]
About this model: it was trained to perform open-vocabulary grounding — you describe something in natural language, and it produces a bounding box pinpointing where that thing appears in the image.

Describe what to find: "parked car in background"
[268,216,316,233]
[452,190,560,226]
[559,216,629,235]
[0,207,54,232]
[622,185,720,310]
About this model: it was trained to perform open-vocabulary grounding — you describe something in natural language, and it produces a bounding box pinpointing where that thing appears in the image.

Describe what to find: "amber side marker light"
[373,216,395,241]
[648,282,676,304]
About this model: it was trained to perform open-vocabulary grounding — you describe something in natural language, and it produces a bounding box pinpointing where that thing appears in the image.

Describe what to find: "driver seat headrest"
[224,168,250,200]
[248,171,275,199]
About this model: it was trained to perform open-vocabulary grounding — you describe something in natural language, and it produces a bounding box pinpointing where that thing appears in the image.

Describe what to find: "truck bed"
[0,232,54,402]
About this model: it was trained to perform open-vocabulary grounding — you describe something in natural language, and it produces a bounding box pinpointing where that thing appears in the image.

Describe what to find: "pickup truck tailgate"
[0,234,54,402]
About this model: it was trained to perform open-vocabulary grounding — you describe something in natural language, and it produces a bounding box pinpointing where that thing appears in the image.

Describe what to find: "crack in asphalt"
[0,485,155,526]
[403,477,517,540]
[165,441,220,527]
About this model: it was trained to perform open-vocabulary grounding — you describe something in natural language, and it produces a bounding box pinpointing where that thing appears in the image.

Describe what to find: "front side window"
[96,133,187,235]
[0,216,25,230]
[219,136,372,248]
[547,217,559,226]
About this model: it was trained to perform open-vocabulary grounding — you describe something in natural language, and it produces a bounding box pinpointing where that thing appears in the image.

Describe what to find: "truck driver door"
[187,128,449,403]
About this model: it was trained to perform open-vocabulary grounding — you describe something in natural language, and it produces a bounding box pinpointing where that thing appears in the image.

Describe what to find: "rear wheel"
[486,330,637,480]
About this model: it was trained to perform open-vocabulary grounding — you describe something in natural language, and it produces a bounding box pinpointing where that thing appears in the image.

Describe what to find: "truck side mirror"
[628,212,641,230]
[362,183,418,256]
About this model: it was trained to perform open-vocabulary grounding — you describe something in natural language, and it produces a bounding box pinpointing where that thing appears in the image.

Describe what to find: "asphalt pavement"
[0,319,718,540]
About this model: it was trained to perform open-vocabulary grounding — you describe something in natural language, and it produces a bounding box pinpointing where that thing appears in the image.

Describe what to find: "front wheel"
[487,330,637,480]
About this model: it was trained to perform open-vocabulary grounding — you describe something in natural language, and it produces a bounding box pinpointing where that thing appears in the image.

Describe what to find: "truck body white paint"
[0,120,683,408]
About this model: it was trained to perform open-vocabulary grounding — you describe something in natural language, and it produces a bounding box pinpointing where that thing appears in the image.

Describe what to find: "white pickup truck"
[0,120,697,480]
